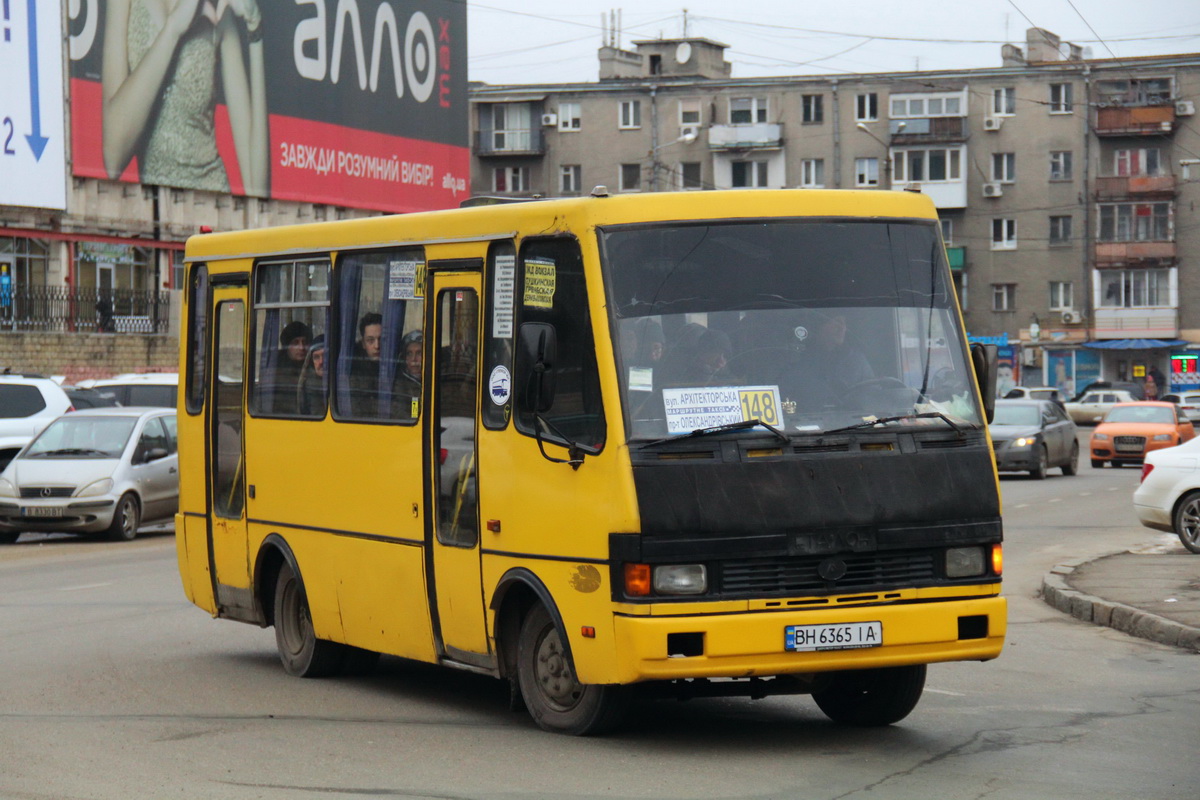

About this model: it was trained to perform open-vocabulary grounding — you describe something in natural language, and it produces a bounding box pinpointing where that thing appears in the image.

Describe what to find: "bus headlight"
[945,547,986,578]
[653,564,708,595]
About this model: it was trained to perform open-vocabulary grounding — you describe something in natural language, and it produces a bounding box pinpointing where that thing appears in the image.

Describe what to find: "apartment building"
[469,28,1200,396]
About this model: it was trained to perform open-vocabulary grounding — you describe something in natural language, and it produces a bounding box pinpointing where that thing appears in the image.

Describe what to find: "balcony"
[945,245,966,271]
[1093,174,1177,200]
[889,117,967,145]
[1092,307,1179,340]
[473,129,546,157]
[708,123,783,151]
[1095,105,1176,136]
[1094,241,1176,268]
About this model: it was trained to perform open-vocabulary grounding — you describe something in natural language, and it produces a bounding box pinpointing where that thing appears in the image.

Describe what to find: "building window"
[732,160,769,188]
[940,218,953,245]
[991,153,1016,183]
[799,159,824,188]
[558,102,581,131]
[991,219,1017,250]
[1115,148,1162,177]
[1050,151,1073,181]
[1049,83,1073,113]
[1050,215,1073,245]
[489,103,532,151]
[730,96,768,124]
[619,100,641,129]
[560,165,581,194]
[619,163,641,192]
[802,94,824,123]
[855,93,878,121]
[992,283,1016,312]
[992,87,1016,116]
[679,99,701,125]
[854,157,879,187]
[493,167,527,193]
[1099,203,1172,242]
[1100,268,1170,308]
[1049,281,1074,310]
[893,147,962,183]
[680,162,703,190]
[890,92,964,118]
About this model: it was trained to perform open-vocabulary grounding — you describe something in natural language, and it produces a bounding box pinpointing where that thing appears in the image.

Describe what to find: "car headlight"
[77,478,114,498]
[1013,437,1036,448]
[1152,434,1174,442]
[945,546,986,578]
[1093,433,1109,441]
[0,477,16,497]
[653,564,708,595]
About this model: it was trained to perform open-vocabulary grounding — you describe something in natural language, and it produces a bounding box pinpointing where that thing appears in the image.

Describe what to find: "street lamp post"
[855,122,903,189]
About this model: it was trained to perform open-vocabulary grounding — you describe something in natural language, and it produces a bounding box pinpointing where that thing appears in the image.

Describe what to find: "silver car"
[0,408,177,543]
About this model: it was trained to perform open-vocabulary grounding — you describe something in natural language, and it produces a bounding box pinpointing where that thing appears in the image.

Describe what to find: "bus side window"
[513,238,606,453]
[249,259,330,418]
[333,248,426,424]
[184,264,208,415]
[482,241,516,430]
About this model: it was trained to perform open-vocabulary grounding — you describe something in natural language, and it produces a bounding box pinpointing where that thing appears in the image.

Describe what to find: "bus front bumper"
[607,596,1006,684]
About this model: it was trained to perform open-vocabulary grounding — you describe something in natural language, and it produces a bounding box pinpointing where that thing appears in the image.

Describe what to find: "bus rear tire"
[273,561,345,678]
[516,604,629,735]
[812,664,926,726]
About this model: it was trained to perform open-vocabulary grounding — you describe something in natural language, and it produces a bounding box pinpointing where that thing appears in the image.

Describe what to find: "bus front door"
[208,287,253,618]
[428,275,489,660]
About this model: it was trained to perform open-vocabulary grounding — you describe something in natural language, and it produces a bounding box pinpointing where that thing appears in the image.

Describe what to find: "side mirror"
[144,447,169,463]
[970,343,998,423]
[515,322,558,413]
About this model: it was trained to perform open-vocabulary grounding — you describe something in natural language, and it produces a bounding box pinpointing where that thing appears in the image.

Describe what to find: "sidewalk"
[1041,547,1200,652]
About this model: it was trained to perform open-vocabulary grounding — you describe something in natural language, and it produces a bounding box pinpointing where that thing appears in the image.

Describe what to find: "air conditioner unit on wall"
[679,125,700,141]
[1061,309,1084,324]
[982,182,1003,198]
[983,116,1003,131]
[1176,100,1196,116]
[541,113,558,126]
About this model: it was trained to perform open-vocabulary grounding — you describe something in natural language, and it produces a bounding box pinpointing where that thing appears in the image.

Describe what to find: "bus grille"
[719,550,937,595]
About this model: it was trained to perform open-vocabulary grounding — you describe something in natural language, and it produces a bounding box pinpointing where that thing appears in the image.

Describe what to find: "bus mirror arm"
[533,413,585,470]
[971,343,998,424]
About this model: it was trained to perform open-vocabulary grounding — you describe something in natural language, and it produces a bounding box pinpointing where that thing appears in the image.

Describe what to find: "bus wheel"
[106,493,140,541]
[812,664,926,726]
[273,561,344,678]
[516,604,629,735]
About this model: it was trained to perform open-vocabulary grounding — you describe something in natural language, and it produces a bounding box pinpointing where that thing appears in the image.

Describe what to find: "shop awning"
[1082,338,1190,349]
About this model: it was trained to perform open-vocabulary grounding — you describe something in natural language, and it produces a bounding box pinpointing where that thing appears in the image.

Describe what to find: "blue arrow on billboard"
[24,0,49,161]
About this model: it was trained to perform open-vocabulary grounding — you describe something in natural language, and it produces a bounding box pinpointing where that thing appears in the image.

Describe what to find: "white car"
[1161,391,1200,423]
[0,407,178,543]
[0,374,73,472]
[1063,389,1139,425]
[1133,435,1200,554]
[76,373,178,408]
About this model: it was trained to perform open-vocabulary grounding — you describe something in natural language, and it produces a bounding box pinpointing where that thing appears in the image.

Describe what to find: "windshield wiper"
[31,448,112,457]
[824,411,963,436]
[637,419,790,450]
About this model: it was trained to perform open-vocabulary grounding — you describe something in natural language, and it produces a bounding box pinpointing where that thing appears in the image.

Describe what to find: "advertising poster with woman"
[66,0,468,213]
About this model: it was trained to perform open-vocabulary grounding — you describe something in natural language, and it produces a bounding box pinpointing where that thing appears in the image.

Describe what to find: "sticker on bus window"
[523,258,556,308]
[388,260,423,300]
[662,386,782,434]
[489,365,511,405]
[493,254,515,338]
[628,367,653,392]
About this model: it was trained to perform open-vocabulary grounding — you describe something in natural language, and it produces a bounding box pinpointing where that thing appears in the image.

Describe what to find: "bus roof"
[184,189,940,263]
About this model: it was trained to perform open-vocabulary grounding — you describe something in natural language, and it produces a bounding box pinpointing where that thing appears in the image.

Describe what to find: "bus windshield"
[600,219,983,440]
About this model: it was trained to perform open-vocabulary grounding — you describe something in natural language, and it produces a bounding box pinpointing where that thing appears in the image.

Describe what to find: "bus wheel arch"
[255,535,343,678]
[491,568,561,684]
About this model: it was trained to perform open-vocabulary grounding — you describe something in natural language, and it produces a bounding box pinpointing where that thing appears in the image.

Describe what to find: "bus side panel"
[176,512,216,614]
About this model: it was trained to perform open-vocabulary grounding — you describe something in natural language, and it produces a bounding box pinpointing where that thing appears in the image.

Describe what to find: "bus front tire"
[273,561,345,678]
[812,664,926,726]
[516,604,629,735]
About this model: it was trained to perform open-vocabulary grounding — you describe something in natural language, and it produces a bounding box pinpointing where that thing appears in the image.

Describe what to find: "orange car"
[1089,401,1196,468]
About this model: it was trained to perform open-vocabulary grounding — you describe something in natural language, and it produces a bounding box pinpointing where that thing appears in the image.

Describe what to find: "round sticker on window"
[793,326,809,342]
[489,365,512,406]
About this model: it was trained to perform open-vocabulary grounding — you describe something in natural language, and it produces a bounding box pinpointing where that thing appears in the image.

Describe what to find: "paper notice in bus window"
[629,367,653,392]
[662,386,782,434]
[388,260,422,300]
[523,258,556,308]
[493,254,515,338]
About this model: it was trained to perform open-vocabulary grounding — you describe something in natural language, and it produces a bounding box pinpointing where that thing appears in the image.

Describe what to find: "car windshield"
[1104,406,1175,425]
[24,416,137,458]
[992,405,1040,427]
[600,219,983,439]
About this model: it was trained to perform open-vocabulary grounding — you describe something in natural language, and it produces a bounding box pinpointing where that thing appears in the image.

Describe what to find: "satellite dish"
[675,42,692,64]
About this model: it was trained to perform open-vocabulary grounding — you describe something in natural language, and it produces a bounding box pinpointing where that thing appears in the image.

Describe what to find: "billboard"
[0,0,67,210]
[67,0,469,213]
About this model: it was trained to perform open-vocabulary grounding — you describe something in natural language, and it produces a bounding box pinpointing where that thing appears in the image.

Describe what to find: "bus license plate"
[786,621,882,652]
[22,506,63,518]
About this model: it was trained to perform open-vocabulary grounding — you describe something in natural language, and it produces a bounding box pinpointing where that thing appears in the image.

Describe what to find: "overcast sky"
[466,0,1200,85]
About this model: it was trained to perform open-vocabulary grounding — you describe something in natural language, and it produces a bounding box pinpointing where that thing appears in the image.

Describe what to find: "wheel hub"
[535,630,581,708]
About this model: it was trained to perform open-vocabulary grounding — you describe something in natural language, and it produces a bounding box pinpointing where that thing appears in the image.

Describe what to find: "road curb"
[1040,558,1200,652]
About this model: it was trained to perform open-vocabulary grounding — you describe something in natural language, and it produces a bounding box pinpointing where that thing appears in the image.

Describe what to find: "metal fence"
[0,286,172,334]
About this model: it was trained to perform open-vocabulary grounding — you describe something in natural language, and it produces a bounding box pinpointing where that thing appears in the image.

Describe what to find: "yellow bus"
[176,188,1005,735]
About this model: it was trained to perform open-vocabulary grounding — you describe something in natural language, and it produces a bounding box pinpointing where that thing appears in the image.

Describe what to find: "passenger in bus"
[631,318,666,368]
[297,334,326,416]
[350,312,383,416]
[664,327,733,386]
[776,311,875,409]
[390,330,423,418]
[268,320,310,415]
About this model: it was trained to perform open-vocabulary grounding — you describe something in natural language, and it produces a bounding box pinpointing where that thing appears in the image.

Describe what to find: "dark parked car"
[990,398,1079,479]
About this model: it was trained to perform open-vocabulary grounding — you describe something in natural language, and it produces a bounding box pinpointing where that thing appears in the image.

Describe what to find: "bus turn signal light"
[991,544,1003,576]
[624,563,651,597]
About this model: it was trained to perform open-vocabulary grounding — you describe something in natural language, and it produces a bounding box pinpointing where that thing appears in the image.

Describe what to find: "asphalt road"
[0,446,1197,800]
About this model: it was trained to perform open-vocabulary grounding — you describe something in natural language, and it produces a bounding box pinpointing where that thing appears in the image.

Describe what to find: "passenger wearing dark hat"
[265,320,311,415]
